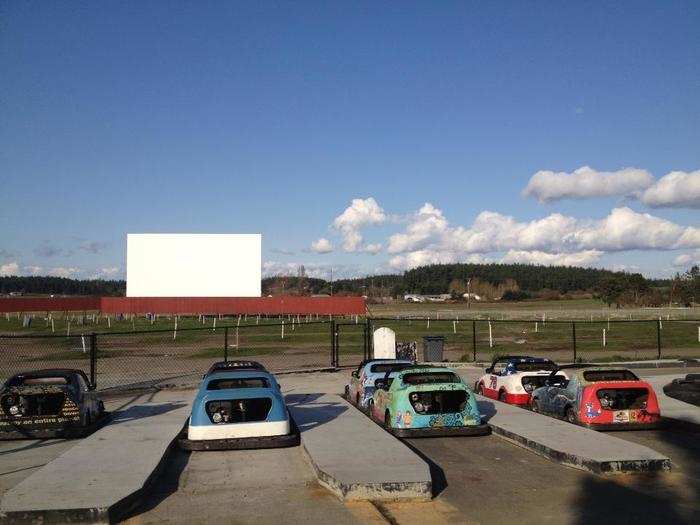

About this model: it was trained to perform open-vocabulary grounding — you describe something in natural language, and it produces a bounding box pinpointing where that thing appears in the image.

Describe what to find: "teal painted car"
[368,366,490,438]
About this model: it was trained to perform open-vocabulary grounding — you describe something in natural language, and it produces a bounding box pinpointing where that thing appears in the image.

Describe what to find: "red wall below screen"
[0,296,366,315]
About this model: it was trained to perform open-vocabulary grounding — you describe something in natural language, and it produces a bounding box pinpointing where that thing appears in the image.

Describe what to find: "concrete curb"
[477,395,671,475]
[299,444,431,501]
[0,392,193,524]
[287,393,431,501]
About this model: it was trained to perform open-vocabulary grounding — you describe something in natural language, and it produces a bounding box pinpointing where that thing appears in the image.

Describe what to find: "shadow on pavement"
[108,402,188,426]
[285,393,348,432]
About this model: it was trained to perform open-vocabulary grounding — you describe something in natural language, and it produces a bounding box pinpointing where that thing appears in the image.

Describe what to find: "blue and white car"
[180,366,298,450]
[345,359,414,410]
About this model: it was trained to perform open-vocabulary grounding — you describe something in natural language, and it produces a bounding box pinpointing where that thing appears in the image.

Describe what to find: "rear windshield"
[15,377,68,386]
[207,377,269,390]
[370,363,411,374]
[402,372,460,385]
[514,362,556,372]
[583,370,638,382]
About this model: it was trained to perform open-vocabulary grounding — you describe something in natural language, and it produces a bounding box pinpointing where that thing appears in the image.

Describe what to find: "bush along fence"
[1,317,699,392]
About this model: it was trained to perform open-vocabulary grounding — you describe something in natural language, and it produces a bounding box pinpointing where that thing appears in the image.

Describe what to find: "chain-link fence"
[2,318,699,392]
[0,321,334,392]
[369,318,700,363]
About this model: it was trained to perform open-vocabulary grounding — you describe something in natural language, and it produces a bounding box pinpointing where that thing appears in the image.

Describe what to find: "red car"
[531,365,661,430]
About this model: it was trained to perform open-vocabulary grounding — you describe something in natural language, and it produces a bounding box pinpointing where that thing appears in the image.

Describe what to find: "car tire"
[384,410,391,430]
[498,390,507,402]
[565,406,577,424]
[531,399,540,413]
[366,399,374,417]
[344,386,350,399]
[356,393,360,407]
[477,383,484,395]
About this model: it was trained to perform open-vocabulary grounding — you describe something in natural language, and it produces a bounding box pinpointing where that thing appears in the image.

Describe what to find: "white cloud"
[48,267,80,278]
[389,250,457,271]
[93,266,120,279]
[388,205,700,257]
[23,265,43,275]
[388,203,449,253]
[641,170,700,209]
[332,197,386,251]
[310,238,333,254]
[501,250,603,267]
[262,261,362,280]
[363,243,382,254]
[673,250,700,268]
[0,262,20,276]
[523,166,653,203]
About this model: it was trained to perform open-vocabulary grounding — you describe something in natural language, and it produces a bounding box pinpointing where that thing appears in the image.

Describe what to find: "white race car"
[474,356,559,406]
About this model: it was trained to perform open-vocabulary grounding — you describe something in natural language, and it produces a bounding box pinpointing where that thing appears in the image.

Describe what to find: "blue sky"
[1,1,699,280]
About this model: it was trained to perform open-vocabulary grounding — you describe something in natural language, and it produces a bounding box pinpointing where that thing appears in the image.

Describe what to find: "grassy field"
[368,298,700,321]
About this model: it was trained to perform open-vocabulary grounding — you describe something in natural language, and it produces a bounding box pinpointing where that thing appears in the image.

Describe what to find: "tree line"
[2,263,696,307]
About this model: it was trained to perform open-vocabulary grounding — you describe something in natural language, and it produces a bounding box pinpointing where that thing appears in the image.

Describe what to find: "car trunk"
[205,398,272,424]
[409,390,468,415]
[595,387,650,410]
[1,390,67,418]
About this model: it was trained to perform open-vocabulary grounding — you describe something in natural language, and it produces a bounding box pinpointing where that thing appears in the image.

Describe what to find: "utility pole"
[330,267,333,297]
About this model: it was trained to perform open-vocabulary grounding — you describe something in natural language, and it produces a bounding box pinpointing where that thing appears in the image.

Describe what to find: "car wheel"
[566,406,577,424]
[344,386,350,399]
[384,410,392,429]
[498,390,507,402]
[356,393,360,407]
[477,383,484,395]
[366,399,374,417]
[531,399,540,413]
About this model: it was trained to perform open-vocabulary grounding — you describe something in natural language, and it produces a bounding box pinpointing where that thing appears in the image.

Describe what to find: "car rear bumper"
[0,413,110,440]
[389,423,491,438]
[179,418,300,451]
[581,421,662,431]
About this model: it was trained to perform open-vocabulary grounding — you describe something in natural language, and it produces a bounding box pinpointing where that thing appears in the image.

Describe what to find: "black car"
[0,369,106,439]
[663,374,700,407]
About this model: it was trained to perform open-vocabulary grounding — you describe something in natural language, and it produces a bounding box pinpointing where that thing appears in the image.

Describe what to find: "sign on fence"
[373,327,396,359]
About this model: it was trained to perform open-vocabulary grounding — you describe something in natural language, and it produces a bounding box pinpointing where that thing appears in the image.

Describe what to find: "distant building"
[462,292,482,301]
[403,293,451,303]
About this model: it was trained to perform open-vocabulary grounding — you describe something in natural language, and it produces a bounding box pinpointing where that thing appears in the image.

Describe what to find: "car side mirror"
[374,379,387,390]
[485,367,493,374]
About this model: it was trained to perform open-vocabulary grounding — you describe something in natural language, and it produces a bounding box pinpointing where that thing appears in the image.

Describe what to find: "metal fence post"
[224,326,229,362]
[472,320,477,362]
[89,332,97,388]
[330,319,336,368]
[656,319,661,360]
[571,321,577,362]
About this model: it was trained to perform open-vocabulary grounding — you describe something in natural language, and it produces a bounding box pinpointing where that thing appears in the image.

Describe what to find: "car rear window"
[402,372,460,385]
[207,377,269,390]
[21,377,68,385]
[583,370,638,382]
[370,363,411,374]
[514,362,556,372]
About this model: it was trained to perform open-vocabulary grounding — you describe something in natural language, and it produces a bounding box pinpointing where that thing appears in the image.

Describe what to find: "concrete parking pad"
[122,444,383,525]
[0,389,193,523]
[286,393,431,500]
[478,395,671,473]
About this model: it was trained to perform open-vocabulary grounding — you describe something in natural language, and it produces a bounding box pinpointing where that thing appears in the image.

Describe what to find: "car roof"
[9,369,85,380]
[206,360,267,375]
[492,355,553,365]
[359,358,412,368]
[388,365,456,377]
[204,370,275,382]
